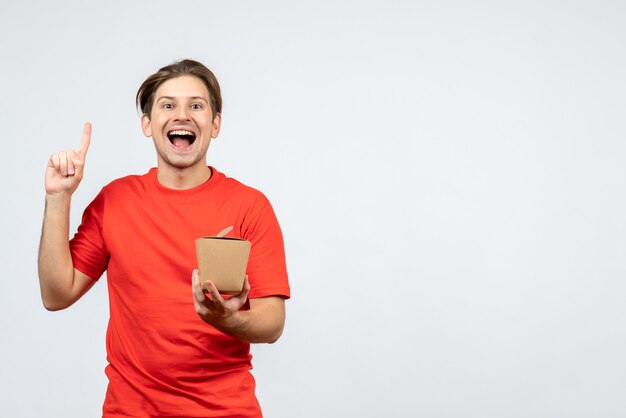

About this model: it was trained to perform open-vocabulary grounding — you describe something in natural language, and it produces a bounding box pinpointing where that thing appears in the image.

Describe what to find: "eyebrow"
[156,96,209,103]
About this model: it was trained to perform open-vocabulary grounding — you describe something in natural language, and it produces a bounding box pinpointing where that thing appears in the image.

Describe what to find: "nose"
[174,105,191,121]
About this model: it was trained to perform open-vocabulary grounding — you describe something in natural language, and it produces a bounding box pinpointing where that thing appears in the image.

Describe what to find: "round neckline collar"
[147,166,221,199]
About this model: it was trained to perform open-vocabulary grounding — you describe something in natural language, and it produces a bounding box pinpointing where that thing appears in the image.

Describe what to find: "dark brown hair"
[136,59,222,119]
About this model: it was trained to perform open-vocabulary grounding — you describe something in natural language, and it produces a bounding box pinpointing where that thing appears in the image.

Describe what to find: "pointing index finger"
[78,122,92,157]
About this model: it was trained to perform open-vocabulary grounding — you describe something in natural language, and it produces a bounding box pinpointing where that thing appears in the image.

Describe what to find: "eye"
[190,103,203,110]
[163,103,174,109]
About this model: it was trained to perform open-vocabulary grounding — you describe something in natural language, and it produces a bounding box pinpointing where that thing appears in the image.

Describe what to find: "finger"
[192,272,212,316]
[191,270,208,303]
[48,153,60,169]
[59,151,68,176]
[233,275,250,304]
[193,293,207,315]
[77,122,92,158]
[66,150,76,175]
[204,280,225,304]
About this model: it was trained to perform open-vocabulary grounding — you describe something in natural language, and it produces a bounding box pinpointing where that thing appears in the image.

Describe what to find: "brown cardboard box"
[195,237,251,294]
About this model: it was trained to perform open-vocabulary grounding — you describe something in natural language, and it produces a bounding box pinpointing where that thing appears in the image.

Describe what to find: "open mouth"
[167,129,197,150]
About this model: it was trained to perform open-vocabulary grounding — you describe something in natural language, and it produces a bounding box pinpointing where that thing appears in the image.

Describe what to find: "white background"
[1,1,625,417]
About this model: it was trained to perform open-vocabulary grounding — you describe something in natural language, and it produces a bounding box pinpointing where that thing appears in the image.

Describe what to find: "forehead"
[155,75,209,100]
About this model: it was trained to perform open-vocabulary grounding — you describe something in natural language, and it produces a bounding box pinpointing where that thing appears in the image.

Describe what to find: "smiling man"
[38,59,290,417]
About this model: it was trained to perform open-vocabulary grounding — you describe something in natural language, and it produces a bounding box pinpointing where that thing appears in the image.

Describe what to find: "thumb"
[235,275,250,303]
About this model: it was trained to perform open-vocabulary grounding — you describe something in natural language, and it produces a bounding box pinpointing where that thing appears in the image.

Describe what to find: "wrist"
[45,191,72,202]
[45,192,72,212]
[215,309,250,337]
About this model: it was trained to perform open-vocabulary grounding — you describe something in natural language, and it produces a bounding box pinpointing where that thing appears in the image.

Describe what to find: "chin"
[166,156,204,170]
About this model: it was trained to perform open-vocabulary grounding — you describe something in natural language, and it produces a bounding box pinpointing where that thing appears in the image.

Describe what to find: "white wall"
[1,1,625,416]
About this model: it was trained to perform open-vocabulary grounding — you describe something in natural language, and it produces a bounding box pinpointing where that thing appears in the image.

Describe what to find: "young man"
[38,59,290,417]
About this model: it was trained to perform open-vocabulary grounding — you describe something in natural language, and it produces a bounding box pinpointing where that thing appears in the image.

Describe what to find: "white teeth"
[169,130,194,136]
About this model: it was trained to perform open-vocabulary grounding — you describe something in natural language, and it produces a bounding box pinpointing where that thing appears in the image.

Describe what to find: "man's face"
[142,75,221,171]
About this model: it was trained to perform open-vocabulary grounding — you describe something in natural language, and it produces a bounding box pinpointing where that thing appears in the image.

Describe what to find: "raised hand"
[46,122,91,196]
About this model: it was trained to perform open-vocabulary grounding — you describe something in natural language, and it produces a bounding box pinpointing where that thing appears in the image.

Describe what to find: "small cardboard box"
[195,237,251,294]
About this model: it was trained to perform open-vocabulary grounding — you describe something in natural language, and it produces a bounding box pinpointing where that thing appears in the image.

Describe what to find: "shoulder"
[100,169,154,196]
[212,167,271,207]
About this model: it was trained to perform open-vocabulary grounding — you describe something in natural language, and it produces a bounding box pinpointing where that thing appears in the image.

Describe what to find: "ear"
[141,113,152,137]
[211,113,222,139]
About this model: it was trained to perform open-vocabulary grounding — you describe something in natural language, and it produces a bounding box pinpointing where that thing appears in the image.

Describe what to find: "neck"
[156,164,211,190]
